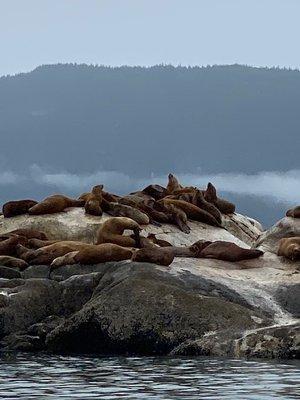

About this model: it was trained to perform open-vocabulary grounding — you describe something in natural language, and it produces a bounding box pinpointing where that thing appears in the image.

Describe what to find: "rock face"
[254,216,300,253]
[0,208,259,246]
[0,209,299,359]
[46,263,269,355]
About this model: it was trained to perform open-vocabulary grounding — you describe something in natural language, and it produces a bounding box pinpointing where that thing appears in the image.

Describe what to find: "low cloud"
[0,166,299,205]
[0,171,20,185]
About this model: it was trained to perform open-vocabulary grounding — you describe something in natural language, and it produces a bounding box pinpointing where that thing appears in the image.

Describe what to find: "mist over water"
[0,166,295,227]
[1,165,299,203]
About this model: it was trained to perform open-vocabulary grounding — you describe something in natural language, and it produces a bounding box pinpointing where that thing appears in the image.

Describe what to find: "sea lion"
[132,247,174,266]
[28,195,85,215]
[51,244,133,269]
[0,236,28,256]
[1,229,48,240]
[102,200,149,225]
[97,217,142,248]
[118,195,166,225]
[204,182,236,214]
[147,233,172,247]
[16,241,92,265]
[189,240,213,256]
[286,206,300,219]
[192,189,222,224]
[0,255,29,270]
[102,191,121,203]
[161,203,191,234]
[160,198,221,227]
[199,241,264,262]
[166,189,222,224]
[278,237,300,261]
[166,173,183,194]
[2,199,38,218]
[140,184,168,200]
[84,185,103,216]
[28,238,60,249]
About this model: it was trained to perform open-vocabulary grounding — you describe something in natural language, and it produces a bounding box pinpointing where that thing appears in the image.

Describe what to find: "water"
[0,354,299,399]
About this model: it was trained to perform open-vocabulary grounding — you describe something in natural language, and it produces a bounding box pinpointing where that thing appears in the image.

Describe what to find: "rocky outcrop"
[0,208,259,246]
[254,216,300,253]
[0,209,299,359]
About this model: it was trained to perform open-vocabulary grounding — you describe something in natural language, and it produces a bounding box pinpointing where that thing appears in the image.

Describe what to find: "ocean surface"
[0,353,299,399]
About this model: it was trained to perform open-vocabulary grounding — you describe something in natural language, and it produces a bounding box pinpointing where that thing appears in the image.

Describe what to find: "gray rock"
[27,315,65,342]
[46,263,268,355]
[60,272,104,315]
[274,283,300,317]
[0,333,43,352]
[22,265,50,279]
[254,217,300,254]
[235,323,300,359]
[0,279,61,338]
[170,329,241,357]
[0,266,22,279]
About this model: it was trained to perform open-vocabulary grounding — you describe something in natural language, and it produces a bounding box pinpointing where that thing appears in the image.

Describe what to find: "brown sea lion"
[132,247,174,266]
[102,200,149,225]
[28,238,60,249]
[160,198,221,227]
[199,241,263,262]
[147,233,172,247]
[0,255,29,270]
[166,173,183,194]
[51,244,133,269]
[278,237,300,261]
[118,195,165,226]
[166,189,222,224]
[97,217,141,248]
[102,191,121,203]
[2,200,38,218]
[140,184,168,200]
[204,182,236,214]
[16,241,92,265]
[189,240,213,256]
[161,203,191,234]
[0,236,28,256]
[286,206,300,219]
[192,190,222,224]
[28,195,85,215]
[84,185,103,216]
[1,229,48,240]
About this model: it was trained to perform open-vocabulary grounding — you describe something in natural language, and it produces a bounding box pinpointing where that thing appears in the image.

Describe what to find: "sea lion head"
[289,243,300,261]
[92,185,104,195]
[205,182,217,202]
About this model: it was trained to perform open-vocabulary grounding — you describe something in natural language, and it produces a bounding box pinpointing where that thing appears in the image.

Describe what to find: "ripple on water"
[0,354,299,399]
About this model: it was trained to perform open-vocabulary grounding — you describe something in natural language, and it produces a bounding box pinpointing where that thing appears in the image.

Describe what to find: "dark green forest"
[1,63,299,174]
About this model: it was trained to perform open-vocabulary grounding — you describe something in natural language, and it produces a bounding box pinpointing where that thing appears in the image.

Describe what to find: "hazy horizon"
[1,0,300,76]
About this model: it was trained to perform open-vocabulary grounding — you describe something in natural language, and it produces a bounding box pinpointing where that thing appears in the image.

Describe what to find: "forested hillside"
[0,64,299,226]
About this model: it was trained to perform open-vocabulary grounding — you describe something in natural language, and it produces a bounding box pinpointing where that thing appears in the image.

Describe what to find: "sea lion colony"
[0,173,298,273]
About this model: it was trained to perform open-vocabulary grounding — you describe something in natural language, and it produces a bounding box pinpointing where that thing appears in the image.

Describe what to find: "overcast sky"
[0,0,299,77]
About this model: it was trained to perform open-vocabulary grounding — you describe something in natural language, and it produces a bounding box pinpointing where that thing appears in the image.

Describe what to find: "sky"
[1,0,300,77]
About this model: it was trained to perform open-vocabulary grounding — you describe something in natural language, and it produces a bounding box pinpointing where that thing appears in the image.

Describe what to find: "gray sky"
[0,0,299,76]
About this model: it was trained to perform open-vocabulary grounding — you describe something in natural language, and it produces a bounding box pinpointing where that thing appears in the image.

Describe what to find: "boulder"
[0,266,22,279]
[235,323,300,359]
[0,209,298,359]
[46,262,269,355]
[0,279,61,338]
[254,217,300,253]
[0,208,259,247]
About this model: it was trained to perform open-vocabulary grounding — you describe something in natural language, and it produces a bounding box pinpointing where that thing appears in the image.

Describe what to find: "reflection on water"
[0,353,299,399]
